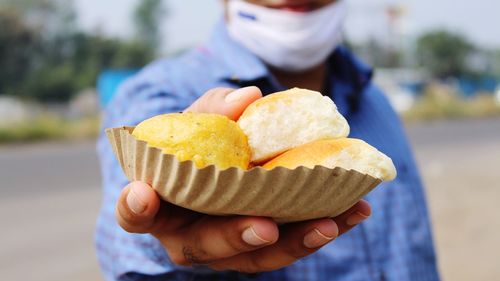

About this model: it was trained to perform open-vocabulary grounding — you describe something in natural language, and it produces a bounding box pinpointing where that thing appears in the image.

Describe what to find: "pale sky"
[74,0,500,54]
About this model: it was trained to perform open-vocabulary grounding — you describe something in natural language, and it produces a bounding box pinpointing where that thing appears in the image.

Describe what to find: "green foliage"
[349,39,404,68]
[21,33,154,103]
[492,50,500,77]
[0,115,65,142]
[0,10,38,95]
[0,0,156,103]
[403,84,500,121]
[133,0,165,49]
[416,30,474,79]
[0,114,99,143]
[23,63,76,102]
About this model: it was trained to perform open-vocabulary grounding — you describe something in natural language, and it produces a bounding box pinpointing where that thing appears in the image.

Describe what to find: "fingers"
[115,181,282,267]
[184,86,262,120]
[117,181,201,234]
[334,199,372,235]
[208,200,372,273]
[116,181,371,272]
[209,218,338,272]
[116,181,161,233]
[157,216,279,266]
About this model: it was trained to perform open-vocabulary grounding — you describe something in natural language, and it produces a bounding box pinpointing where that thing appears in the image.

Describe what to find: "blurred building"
[375,68,427,112]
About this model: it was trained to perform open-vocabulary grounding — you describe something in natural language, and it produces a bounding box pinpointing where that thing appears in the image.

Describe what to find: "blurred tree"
[416,30,474,79]
[23,33,154,103]
[0,0,77,101]
[0,10,38,95]
[0,0,155,103]
[347,40,403,69]
[133,0,165,52]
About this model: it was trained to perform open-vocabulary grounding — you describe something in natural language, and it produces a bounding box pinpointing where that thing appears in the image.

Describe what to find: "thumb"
[116,181,161,233]
[184,86,262,121]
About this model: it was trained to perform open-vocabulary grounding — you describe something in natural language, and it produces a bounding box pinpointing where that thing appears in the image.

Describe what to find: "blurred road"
[0,142,102,281]
[0,117,499,281]
[407,118,500,281]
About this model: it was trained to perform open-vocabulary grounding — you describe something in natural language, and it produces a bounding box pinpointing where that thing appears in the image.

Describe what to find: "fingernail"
[126,186,147,214]
[242,227,270,246]
[224,86,256,103]
[346,211,370,226]
[303,229,335,249]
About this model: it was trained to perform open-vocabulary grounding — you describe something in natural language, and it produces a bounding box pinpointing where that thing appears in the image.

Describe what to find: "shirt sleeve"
[94,65,210,281]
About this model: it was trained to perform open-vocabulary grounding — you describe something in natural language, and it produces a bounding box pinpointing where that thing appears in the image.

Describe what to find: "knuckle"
[115,210,137,233]
[118,221,134,233]
[246,255,274,273]
[225,232,252,253]
[193,96,210,114]
[285,244,313,260]
[206,87,230,97]
[117,206,135,224]
[169,251,191,266]
[115,210,154,234]
[117,220,141,234]
[172,244,215,266]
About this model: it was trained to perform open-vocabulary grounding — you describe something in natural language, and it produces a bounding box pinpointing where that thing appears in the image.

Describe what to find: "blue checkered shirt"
[96,20,440,281]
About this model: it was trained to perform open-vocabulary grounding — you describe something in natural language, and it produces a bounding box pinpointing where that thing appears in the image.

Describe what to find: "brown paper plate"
[106,127,382,223]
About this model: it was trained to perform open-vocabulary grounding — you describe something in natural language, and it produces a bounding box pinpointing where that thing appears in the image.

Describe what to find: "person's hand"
[116,86,371,273]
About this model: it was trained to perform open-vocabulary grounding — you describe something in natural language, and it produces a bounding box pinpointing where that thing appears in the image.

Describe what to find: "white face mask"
[227,0,347,72]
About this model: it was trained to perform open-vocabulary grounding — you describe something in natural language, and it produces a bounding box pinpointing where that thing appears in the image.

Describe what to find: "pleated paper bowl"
[106,127,382,223]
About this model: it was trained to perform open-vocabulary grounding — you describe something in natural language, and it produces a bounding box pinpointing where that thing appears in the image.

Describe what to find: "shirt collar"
[202,18,373,107]
[327,46,374,116]
[328,46,373,93]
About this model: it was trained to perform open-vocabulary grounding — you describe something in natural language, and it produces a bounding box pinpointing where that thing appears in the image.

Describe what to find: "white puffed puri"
[238,88,350,163]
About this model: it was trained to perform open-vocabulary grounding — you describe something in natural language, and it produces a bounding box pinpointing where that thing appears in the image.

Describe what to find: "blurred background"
[1,0,499,280]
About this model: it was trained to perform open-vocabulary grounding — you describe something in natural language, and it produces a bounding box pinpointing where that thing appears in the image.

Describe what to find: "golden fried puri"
[132,113,251,169]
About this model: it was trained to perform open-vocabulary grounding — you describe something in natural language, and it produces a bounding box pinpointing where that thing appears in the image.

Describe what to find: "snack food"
[107,126,382,222]
[106,87,397,222]
[263,138,397,181]
[238,88,349,163]
[132,112,251,170]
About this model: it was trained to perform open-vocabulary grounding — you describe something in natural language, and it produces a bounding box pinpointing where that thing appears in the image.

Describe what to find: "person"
[96,0,440,280]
